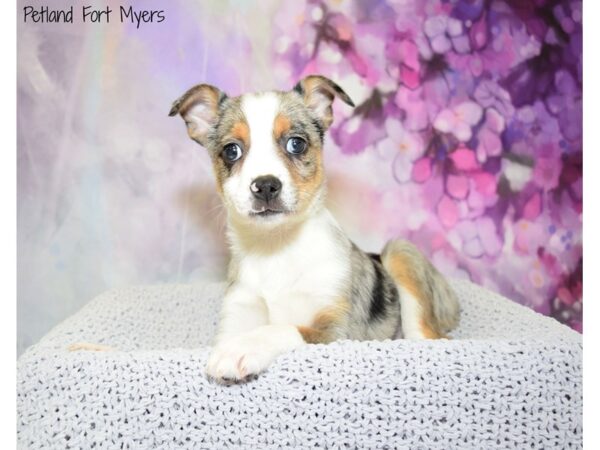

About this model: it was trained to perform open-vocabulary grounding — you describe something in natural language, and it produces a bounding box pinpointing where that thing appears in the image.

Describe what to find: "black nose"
[250,175,282,202]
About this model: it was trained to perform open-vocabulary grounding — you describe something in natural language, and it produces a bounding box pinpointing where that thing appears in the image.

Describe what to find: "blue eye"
[222,143,242,162]
[286,137,307,155]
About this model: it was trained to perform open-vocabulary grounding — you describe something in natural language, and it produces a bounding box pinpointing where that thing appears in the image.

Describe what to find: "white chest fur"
[231,210,351,327]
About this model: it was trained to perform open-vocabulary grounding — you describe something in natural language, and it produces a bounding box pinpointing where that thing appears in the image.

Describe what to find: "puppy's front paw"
[206,336,276,382]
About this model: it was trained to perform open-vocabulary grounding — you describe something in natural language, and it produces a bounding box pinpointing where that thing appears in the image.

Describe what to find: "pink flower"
[557,287,575,306]
[380,118,424,183]
[447,25,535,78]
[513,219,545,254]
[528,266,546,289]
[522,192,542,220]
[267,0,582,331]
[433,101,483,141]
[411,157,432,183]
[533,160,561,190]
[469,13,488,50]
[532,144,562,190]
[424,15,452,53]
[389,40,421,89]
[423,15,470,54]
[400,66,420,90]
[399,40,420,71]
[476,108,505,162]
[394,87,430,131]
[437,195,459,228]
[449,146,479,171]
[454,217,503,258]
[465,172,498,216]
[446,147,494,213]
[328,13,353,43]
[477,217,503,256]
[385,118,423,158]
[446,175,469,199]
[472,171,497,197]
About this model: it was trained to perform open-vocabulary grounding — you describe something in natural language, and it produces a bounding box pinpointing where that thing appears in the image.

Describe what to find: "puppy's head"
[169,75,354,227]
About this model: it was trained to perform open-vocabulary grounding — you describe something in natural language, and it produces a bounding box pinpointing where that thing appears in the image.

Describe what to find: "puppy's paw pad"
[206,340,275,382]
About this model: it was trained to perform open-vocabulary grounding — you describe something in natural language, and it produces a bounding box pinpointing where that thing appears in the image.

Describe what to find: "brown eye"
[222,143,242,162]
[285,137,307,155]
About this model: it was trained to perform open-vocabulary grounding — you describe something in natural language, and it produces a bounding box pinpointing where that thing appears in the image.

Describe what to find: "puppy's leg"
[208,293,352,381]
[211,283,269,344]
[382,239,460,339]
[207,283,273,380]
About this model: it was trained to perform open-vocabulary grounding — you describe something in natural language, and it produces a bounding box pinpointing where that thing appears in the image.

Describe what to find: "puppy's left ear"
[169,84,227,147]
[293,75,355,130]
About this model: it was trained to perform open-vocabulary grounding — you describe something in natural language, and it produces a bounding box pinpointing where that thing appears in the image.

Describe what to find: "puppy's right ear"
[169,84,226,146]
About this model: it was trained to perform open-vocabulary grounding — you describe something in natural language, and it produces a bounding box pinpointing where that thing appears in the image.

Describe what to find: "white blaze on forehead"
[240,92,285,178]
[222,92,296,214]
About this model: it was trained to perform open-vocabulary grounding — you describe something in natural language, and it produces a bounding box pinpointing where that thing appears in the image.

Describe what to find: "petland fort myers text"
[22,5,165,28]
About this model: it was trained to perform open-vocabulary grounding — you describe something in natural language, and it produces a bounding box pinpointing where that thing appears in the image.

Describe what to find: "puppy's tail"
[381,239,459,338]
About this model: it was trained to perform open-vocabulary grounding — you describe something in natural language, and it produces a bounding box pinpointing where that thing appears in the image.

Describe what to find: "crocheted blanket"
[17,279,582,449]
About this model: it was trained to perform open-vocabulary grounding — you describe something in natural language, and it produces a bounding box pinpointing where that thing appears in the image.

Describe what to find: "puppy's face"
[170,76,354,227]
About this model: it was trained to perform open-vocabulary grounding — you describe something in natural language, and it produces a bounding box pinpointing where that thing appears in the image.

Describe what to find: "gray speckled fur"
[342,243,402,340]
[328,230,460,341]
[383,239,460,334]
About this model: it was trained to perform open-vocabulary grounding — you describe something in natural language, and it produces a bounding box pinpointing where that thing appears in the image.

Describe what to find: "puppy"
[170,75,460,382]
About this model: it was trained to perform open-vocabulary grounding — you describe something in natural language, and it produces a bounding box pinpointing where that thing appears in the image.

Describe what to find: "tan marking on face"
[297,299,349,344]
[281,144,325,213]
[189,95,246,197]
[209,103,251,197]
[385,253,446,339]
[211,159,228,196]
[273,113,291,140]
[271,91,328,215]
[229,121,251,149]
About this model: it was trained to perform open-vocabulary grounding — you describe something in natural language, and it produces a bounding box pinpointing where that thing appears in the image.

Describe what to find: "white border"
[3,0,16,444]
[583,0,596,447]
[8,1,590,446]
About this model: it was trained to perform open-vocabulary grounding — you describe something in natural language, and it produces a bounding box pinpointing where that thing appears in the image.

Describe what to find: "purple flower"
[532,144,562,191]
[434,101,483,142]
[268,0,582,331]
[476,108,505,162]
[423,14,470,55]
[473,80,515,119]
[379,118,425,183]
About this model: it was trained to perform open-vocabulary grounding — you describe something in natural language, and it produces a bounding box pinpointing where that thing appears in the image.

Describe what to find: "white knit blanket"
[17,279,582,449]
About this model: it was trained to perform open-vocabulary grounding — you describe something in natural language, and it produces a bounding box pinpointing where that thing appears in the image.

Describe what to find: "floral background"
[17,0,582,354]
